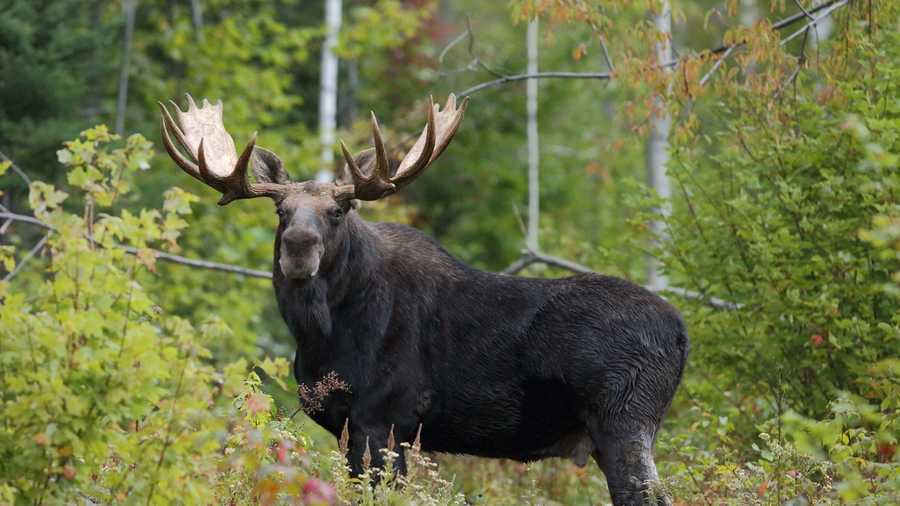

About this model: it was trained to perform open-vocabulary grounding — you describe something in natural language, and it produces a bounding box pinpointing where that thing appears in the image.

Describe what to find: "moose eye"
[276,208,286,219]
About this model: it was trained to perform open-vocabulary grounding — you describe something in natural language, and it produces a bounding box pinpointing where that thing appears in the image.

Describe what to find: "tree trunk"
[318,0,342,181]
[526,19,540,252]
[811,0,834,47]
[646,0,672,291]
[190,0,204,41]
[740,0,759,27]
[114,0,137,136]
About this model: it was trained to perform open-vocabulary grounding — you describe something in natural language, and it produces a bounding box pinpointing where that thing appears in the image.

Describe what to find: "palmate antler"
[159,93,467,204]
[336,94,468,201]
[159,95,286,205]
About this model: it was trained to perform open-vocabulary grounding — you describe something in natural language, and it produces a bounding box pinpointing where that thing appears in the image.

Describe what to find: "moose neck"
[273,211,384,346]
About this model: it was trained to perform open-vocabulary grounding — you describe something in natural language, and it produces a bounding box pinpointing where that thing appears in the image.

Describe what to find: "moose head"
[158,94,467,280]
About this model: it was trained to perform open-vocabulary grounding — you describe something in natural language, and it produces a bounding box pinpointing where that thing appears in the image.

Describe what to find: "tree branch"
[457,0,850,96]
[0,149,33,185]
[699,44,737,86]
[3,233,49,282]
[779,0,848,47]
[0,211,272,280]
[501,249,742,310]
[3,209,742,308]
[458,71,613,97]
[598,35,615,72]
[791,0,816,21]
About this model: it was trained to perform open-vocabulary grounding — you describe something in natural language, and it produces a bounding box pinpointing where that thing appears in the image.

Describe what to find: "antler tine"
[444,93,457,111]
[185,93,199,111]
[339,140,367,183]
[390,96,436,187]
[335,120,396,201]
[197,132,273,205]
[158,103,204,183]
[431,94,469,162]
[162,100,193,156]
[221,132,259,205]
[332,94,467,202]
[158,95,287,205]
[370,112,391,183]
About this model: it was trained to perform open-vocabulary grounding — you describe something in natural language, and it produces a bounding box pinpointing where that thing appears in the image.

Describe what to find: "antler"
[159,94,286,205]
[337,94,468,201]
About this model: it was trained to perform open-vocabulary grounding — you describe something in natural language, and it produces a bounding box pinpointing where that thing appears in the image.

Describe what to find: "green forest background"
[0,0,897,504]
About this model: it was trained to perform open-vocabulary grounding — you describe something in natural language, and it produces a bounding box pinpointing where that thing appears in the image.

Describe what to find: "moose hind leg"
[590,427,671,506]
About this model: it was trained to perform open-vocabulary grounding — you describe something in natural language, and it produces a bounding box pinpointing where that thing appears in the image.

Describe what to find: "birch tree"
[318,0,342,180]
[646,0,672,291]
[526,19,540,252]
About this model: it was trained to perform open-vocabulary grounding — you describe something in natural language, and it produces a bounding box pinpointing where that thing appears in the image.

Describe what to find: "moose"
[159,94,688,505]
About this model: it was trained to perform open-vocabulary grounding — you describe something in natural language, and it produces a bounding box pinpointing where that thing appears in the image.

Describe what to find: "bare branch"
[501,253,537,275]
[458,71,612,97]
[598,35,615,72]
[438,17,507,79]
[776,27,810,99]
[501,249,741,310]
[0,149,33,185]
[3,233,49,282]
[780,0,848,47]
[662,286,741,310]
[699,44,738,86]
[709,0,844,54]
[2,208,741,308]
[0,211,272,280]
[0,202,13,234]
[791,0,816,21]
[133,248,271,279]
[457,0,850,96]
[0,211,47,230]
[438,23,471,66]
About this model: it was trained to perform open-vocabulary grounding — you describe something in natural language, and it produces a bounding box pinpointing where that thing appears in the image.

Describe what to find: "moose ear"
[251,146,291,184]
[334,149,379,210]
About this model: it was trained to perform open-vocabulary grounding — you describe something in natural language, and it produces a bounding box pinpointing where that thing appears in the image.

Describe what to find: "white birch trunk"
[646,1,672,291]
[740,0,759,27]
[526,19,540,252]
[318,0,342,181]
[811,0,834,47]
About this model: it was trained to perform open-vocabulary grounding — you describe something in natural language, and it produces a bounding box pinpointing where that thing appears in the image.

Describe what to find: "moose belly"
[420,376,585,462]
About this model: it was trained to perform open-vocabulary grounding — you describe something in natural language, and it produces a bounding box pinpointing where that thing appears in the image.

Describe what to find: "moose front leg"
[340,367,423,478]
[344,421,408,478]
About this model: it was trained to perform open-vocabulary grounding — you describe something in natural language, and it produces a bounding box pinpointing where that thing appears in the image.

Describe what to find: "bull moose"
[158,94,688,505]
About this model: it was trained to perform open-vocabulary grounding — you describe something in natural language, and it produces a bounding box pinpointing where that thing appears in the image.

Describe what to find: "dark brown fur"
[260,162,688,505]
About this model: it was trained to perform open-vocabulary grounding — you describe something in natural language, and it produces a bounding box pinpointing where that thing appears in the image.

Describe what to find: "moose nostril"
[282,229,321,255]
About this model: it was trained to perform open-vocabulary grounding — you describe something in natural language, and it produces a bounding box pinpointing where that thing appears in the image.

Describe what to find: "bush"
[0,126,478,506]
[653,22,899,420]
[644,21,900,506]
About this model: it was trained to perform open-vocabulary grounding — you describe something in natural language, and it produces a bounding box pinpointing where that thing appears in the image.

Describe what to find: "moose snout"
[280,228,324,280]
[282,228,322,257]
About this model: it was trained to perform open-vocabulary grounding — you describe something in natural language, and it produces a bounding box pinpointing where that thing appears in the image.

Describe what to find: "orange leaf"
[572,43,587,62]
